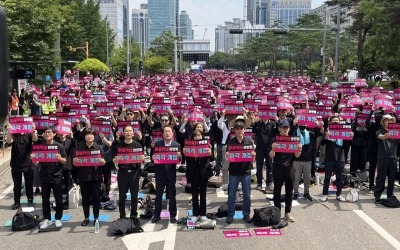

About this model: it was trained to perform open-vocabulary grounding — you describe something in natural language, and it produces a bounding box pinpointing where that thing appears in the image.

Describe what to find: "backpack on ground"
[108,217,144,235]
[381,196,400,208]
[143,162,155,173]
[208,176,222,188]
[252,206,281,227]
[11,209,37,231]
[216,204,228,218]
[345,188,359,202]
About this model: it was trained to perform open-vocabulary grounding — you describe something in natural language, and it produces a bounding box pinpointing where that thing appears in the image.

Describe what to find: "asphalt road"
[0,164,399,250]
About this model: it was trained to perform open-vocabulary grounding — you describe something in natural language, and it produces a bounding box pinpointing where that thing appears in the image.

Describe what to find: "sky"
[130,0,327,51]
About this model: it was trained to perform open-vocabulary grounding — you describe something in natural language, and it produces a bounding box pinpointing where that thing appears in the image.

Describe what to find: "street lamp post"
[126,0,130,76]
[334,4,341,82]
[68,41,89,59]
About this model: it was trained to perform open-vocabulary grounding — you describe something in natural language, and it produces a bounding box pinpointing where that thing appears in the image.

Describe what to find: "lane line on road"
[354,210,400,249]
[0,184,13,200]
[216,189,228,198]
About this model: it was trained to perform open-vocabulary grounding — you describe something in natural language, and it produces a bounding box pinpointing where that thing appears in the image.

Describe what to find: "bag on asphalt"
[11,209,36,231]
[345,188,359,202]
[216,204,228,218]
[381,196,400,208]
[252,206,281,227]
[108,217,144,235]
[208,176,222,188]
[143,162,155,173]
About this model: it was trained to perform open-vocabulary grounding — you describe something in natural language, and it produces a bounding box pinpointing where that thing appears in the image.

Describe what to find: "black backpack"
[381,196,400,208]
[252,206,281,227]
[11,210,37,231]
[108,218,144,235]
[216,204,228,218]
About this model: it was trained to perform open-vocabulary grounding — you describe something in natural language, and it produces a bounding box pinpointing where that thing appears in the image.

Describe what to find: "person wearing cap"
[225,116,255,224]
[269,119,302,222]
[73,129,106,226]
[374,114,398,203]
[320,115,353,203]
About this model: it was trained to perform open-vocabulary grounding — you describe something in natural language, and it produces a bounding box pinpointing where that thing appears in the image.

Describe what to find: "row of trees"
[208,0,400,79]
[1,0,178,78]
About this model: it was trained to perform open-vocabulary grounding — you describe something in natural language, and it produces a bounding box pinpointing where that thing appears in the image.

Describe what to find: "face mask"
[299,126,306,131]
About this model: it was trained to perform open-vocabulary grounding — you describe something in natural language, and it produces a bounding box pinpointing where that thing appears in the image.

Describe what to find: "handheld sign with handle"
[0,7,9,127]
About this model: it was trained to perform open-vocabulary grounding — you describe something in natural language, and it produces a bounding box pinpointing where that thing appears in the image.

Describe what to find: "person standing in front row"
[151,125,181,224]
[225,116,256,224]
[374,114,398,203]
[269,120,302,222]
[73,129,106,227]
[33,126,67,229]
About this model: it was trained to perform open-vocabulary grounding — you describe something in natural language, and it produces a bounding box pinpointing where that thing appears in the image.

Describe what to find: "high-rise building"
[148,0,177,43]
[267,0,311,27]
[175,0,180,36]
[180,11,193,40]
[97,0,128,47]
[132,6,150,54]
[311,4,355,32]
[247,0,260,25]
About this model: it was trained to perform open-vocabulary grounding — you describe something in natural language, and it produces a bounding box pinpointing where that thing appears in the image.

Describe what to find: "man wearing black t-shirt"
[6,123,39,209]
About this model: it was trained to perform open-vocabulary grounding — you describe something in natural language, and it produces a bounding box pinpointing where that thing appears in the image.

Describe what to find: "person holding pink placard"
[270,120,302,222]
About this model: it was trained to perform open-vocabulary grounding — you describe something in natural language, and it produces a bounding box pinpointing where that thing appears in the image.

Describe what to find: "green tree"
[149,31,178,63]
[144,56,170,74]
[75,58,109,74]
[207,52,232,69]
[109,37,140,74]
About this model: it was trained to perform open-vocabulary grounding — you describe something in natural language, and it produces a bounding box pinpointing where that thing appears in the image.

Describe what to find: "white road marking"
[354,210,400,249]
[0,184,13,200]
[216,189,228,198]
[122,211,179,250]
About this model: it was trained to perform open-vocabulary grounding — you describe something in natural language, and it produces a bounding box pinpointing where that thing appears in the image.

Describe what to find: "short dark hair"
[162,124,174,133]
[83,128,96,136]
[44,126,56,134]
[123,125,133,132]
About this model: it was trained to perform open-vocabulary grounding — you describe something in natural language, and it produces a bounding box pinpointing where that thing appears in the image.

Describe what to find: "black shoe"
[81,219,90,226]
[62,205,69,210]
[151,216,161,223]
[34,188,41,196]
[27,202,35,207]
[226,216,233,224]
[303,193,313,202]
[11,203,20,210]
[293,193,299,200]
[243,215,252,223]
[375,198,382,204]
[170,217,177,223]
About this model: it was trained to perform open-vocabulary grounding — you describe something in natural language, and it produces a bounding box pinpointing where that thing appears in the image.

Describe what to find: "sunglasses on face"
[161,119,169,122]
[126,113,134,116]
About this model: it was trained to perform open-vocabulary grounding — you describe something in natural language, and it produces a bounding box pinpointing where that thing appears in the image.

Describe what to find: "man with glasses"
[225,116,256,224]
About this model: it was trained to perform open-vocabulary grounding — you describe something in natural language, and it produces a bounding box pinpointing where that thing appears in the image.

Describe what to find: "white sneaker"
[190,216,199,221]
[320,195,328,202]
[336,195,346,202]
[222,184,228,191]
[200,216,210,222]
[55,220,62,228]
[39,219,53,229]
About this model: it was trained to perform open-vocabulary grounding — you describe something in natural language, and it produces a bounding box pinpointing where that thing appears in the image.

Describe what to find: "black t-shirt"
[39,142,67,183]
[112,140,142,170]
[10,134,33,168]
[376,128,398,159]
[321,132,345,162]
[252,120,276,150]
[227,137,254,176]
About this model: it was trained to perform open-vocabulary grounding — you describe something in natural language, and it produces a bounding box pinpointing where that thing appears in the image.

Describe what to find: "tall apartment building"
[132,6,150,53]
[148,0,178,43]
[258,0,311,27]
[97,0,128,47]
[311,3,355,31]
[180,11,194,40]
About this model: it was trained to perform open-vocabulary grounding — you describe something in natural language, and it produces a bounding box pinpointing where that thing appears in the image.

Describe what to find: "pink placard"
[227,144,254,163]
[117,147,143,164]
[184,139,210,157]
[55,119,72,135]
[274,136,301,153]
[254,228,282,236]
[74,150,103,167]
[153,104,171,113]
[9,123,34,134]
[32,145,60,163]
[223,230,252,239]
[387,123,400,139]
[96,102,115,115]
[153,146,180,164]
[118,120,141,132]
[258,105,277,119]
[296,113,317,128]
[328,124,352,140]
[340,107,357,119]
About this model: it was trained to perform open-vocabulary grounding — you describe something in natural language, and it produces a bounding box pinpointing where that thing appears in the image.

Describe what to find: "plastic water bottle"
[113,193,117,207]
[316,174,320,186]
[94,219,99,234]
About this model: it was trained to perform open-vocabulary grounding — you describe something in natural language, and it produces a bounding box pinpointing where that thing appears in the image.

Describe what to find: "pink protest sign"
[223,230,252,239]
[124,98,147,110]
[9,123,34,134]
[118,120,141,132]
[316,106,332,118]
[184,140,210,157]
[74,150,103,167]
[356,113,369,127]
[70,104,89,116]
[153,146,180,164]
[59,93,76,104]
[275,100,292,111]
[273,136,301,153]
[91,120,113,135]
[56,111,79,124]
[374,98,392,110]
[227,144,254,163]
[92,92,108,103]
[340,107,358,119]
[32,145,59,163]
[243,99,262,111]
[32,116,57,130]
[258,105,277,119]
[151,131,164,143]
[55,119,72,135]
[107,95,124,107]
[117,147,143,164]
[254,228,282,236]
[354,78,367,87]
[296,111,317,128]
[201,104,214,116]
[387,123,400,139]
[328,124,352,140]
[187,112,204,121]
[96,102,115,115]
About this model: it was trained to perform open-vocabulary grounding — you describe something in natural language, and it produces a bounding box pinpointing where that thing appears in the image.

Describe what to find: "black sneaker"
[243,215,252,223]
[303,193,313,201]
[226,216,233,224]
[293,193,299,200]
[375,198,382,204]
[256,184,262,191]
[27,201,35,207]
[11,203,20,210]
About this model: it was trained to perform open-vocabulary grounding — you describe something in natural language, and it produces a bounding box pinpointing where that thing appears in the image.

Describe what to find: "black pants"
[191,175,208,217]
[256,149,273,185]
[103,161,114,194]
[273,164,294,214]
[368,153,378,188]
[374,158,397,199]
[117,169,140,218]
[350,145,367,174]
[344,140,351,163]
[11,166,34,204]
[80,180,101,219]
[311,148,317,178]
[42,181,63,220]
[62,170,71,206]
[154,175,177,218]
